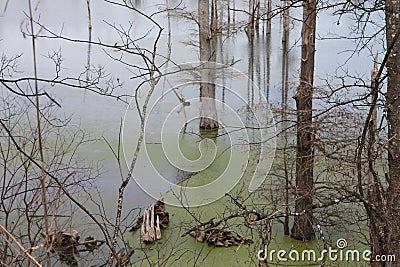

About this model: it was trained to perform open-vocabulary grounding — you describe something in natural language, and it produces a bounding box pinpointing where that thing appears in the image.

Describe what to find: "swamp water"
[0,0,379,266]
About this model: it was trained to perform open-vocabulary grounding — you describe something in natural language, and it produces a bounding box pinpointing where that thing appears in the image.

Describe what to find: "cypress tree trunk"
[247,0,255,37]
[291,0,316,241]
[198,0,218,129]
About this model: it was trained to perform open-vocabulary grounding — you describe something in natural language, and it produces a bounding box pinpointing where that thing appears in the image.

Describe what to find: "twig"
[0,224,43,267]
[27,0,50,263]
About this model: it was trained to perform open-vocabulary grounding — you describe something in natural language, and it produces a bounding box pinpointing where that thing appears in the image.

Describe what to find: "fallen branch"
[0,224,43,267]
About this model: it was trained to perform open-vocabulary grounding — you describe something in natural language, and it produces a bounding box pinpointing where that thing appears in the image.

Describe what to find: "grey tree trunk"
[232,0,236,24]
[291,0,316,241]
[211,0,218,35]
[199,0,218,129]
[266,0,271,34]
[255,0,260,32]
[227,0,230,28]
[247,0,255,37]
[219,0,223,32]
[282,0,289,43]
[281,18,290,236]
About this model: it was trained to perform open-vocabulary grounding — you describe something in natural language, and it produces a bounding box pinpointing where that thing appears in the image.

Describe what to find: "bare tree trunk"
[281,27,290,236]
[85,0,92,85]
[367,0,400,267]
[219,0,223,32]
[199,0,218,129]
[247,0,255,37]
[255,0,260,32]
[232,0,236,25]
[365,55,380,266]
[386,0,400,256]
[227,0,231,29]
[265,33,270,101]
[211,0,218,35]
[247,37,254,107]
[27,1,51,264]
[367,56,387,267]
[282,0,289,43]
[266,0,272,34]
[291,0,316,241]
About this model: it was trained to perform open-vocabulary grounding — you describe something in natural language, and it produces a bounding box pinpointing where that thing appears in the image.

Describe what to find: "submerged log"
[189,229,206,242]
[187,225,253,247]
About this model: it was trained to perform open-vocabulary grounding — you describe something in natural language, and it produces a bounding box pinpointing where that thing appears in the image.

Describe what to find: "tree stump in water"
[140,201,169,243]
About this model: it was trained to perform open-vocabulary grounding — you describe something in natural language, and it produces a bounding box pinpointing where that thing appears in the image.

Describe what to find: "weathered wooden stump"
[140,201,169,243]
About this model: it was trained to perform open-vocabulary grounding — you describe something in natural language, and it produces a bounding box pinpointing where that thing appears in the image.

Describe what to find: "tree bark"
[291,0,316,241]
[227,0,230,28]
[255,0,260,32]
[386,0,400,257]
[282,0,289,43]
[281,21,290,236]
[366,55,387,267]
[266,0,271,34]
[198,0,218,129]
[247,0,255,37]
[211,0,218,35]
[369,1,400,266]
